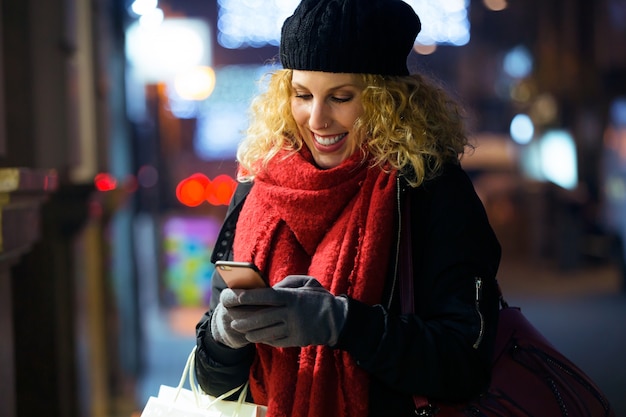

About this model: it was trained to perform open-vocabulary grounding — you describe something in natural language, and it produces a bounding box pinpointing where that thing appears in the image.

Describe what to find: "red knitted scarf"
[233,148,397,417]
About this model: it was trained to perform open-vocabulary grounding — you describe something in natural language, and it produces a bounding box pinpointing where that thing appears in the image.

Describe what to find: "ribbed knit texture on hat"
[280,0,421,76]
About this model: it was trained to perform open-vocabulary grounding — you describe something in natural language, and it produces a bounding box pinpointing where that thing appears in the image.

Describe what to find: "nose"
[309,99,329,130]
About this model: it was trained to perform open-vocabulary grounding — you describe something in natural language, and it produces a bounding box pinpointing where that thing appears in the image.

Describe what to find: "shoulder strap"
[397,175,429,315]
[398,183,435,413]
[398,182,415,315]
[210,181,253,263]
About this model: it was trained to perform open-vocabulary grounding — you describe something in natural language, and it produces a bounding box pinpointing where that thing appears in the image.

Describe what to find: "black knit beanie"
[280,0,421,76]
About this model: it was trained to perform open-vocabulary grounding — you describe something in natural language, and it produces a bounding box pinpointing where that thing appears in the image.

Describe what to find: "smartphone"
[215,261,267,289]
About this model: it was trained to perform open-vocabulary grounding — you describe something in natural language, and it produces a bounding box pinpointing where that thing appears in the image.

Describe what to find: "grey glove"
[224,275,349,348]
[210,288,256,349]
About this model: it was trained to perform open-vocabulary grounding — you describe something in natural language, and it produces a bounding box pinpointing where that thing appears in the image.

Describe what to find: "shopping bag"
[140,346,266,417]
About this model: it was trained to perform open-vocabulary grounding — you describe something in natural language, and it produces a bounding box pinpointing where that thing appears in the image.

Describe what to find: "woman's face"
[290,70,364,169]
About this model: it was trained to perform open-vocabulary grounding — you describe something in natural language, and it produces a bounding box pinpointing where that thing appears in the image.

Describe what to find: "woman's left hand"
[222,275,348,348]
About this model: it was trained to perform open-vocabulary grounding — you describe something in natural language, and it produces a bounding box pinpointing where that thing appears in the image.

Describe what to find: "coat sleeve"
[335,164,502,402]
[195,182,256,398]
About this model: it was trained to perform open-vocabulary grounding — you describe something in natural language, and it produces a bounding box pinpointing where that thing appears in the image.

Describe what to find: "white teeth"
[314,133,346,146]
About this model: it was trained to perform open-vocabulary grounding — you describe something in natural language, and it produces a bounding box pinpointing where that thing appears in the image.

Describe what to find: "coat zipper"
[387,176,403,310]
[473,277,485,349]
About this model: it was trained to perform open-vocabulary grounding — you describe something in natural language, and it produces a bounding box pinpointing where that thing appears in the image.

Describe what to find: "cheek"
[354,105,365,120]
[290,101,308,126]
[345,105,364,127]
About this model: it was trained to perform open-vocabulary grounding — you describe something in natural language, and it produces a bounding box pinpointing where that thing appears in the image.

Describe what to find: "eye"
[331,96,353,103]
[292,88,312,100]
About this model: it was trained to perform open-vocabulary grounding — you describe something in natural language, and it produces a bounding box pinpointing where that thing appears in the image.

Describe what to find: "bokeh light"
[137,165,159,188]
[126,18,211,84]
[94,172,117,191]
[503,45,533,79]
[510,114,534,145]
[173,66,216,101]
[217,0,471,48]
[130,0,158,16]
[539,130,578,190]
[175,174,237,207]
[205,174,237,206]
[483,0,508,12]
[176,173,210,207]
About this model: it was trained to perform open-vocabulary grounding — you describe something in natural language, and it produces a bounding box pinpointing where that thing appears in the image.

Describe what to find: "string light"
[217,0,471,48]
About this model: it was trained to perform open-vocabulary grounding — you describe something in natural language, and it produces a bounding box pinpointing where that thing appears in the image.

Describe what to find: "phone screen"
[215,261,267,289]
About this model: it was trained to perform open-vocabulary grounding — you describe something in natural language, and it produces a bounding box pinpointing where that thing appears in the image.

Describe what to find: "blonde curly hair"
[236,69,470,187]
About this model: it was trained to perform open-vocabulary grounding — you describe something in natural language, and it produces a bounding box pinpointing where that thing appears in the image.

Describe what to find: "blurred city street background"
[2,1,626,417]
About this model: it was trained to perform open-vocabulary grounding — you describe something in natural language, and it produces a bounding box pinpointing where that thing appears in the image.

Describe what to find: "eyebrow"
[291,82,359,91]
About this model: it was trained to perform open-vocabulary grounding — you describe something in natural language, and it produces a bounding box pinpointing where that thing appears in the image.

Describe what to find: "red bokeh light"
[94,172,117,192]
[176,173,236,207]
[176,173,210,207]
[206,174,237,206]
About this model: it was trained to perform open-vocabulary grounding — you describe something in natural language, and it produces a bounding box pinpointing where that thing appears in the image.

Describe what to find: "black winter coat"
[195,163,502,417]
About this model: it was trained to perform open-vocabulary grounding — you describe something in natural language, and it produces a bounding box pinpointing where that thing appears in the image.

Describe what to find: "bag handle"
[176,346,250,415]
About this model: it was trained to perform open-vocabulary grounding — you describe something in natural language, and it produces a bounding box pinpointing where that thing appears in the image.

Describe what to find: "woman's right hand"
[210,289,253,349]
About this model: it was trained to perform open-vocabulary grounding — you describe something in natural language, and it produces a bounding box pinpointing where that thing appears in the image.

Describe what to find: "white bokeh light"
[521,130,578,190]
[510,114,534,145]
[131,0,158,16]
[126,18,211,83]
[540,130,578,190]
[139,8,164,27]
[503,45,533,79]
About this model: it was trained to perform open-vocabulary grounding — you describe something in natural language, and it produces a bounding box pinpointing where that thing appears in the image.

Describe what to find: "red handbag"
[399,191,616,417]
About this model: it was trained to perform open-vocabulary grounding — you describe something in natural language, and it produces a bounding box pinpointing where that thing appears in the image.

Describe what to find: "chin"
[315,157,346,169]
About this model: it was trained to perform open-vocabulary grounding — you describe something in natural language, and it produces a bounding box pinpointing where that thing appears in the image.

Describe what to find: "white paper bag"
[140,346,266,417]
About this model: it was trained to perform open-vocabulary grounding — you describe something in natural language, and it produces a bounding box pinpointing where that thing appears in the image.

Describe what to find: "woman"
[195,0,502,416]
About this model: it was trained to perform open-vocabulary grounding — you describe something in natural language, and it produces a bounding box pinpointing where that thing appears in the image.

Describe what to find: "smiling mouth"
[314,133,347,146]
